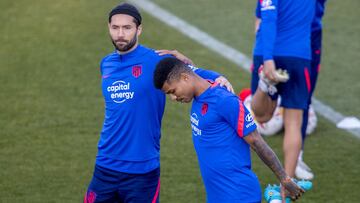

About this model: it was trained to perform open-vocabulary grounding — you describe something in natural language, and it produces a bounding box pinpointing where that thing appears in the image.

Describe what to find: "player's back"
[254,0,315,59]
[276,0,314,55]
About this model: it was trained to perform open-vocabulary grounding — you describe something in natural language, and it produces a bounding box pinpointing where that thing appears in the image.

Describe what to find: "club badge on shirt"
[132,65,142,78]
[201,103,208,115]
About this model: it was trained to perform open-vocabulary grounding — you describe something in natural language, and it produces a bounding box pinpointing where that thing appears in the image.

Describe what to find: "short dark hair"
[108,3,142,26]
[153,57,193,89]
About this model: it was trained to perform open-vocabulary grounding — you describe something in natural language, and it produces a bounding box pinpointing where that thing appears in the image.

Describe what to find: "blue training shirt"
[256,0,327,32]
[254,0,315,60]
[190,84,261,203]
[97,45,220,174]
[312,0,327,31]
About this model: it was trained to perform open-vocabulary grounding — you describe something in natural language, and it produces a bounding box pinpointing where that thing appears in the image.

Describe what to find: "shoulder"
[211,85,239,106]
[101,52,118,65]
[99,52,118,75]
[138,45,160,59]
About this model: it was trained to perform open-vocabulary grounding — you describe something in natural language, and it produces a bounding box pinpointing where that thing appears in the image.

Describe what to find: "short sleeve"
[217,95,257,137]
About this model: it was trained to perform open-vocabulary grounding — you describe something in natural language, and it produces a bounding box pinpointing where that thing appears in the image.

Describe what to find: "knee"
[254,113,273,123]
[250,105,273,123]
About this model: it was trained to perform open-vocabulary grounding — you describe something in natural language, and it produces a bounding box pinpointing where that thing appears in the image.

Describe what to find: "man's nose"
[117,28,125,38]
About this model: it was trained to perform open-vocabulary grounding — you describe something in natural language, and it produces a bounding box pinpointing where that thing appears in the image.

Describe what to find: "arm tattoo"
[246,131,287,181]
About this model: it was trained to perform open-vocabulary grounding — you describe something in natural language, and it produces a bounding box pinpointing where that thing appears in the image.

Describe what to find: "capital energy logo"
[107,80,134,103]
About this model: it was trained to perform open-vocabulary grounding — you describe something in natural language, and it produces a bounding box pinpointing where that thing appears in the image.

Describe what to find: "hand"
[215,76,234,93]
[263,60,279,83]
[280,177,305,202]
[156,49,194,65]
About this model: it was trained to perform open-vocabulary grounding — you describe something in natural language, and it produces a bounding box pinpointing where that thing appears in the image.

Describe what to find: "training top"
[254,0,315,60]
[312,0,327,31]
[97,45,220,174]
[190,84,261,203]
[256,0,326,31]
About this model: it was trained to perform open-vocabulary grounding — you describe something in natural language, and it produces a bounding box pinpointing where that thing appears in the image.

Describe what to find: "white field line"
[129,0,360,138]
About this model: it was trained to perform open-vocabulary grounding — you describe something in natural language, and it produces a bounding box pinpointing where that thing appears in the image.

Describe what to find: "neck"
[117,42,139,55]
[194,75,211,97]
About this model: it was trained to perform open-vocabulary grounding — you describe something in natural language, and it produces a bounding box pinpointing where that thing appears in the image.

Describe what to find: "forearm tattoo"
[248,131,287,181]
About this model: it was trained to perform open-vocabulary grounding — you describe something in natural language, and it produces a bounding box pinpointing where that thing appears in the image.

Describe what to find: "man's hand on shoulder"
[215,76,234,93]
[156,49,194,65]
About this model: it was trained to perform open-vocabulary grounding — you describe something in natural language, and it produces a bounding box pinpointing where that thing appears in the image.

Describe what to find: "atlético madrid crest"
[132,65,142,78]
[201,103,208,115]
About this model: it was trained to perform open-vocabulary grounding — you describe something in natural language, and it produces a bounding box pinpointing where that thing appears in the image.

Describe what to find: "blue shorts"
[84,165,160,203]
[251,56,311,110]
[301,29,323,142]
[309,29,322,101]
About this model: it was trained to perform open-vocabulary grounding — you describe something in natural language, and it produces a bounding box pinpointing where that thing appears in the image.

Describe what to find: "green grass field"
[0,0,359,202]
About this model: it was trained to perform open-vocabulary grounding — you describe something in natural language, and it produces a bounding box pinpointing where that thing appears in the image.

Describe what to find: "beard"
[111,32,138,52]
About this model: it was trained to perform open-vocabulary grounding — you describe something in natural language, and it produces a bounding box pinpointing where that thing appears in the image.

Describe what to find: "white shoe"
[298,158,312,171]
[295,159,314,180]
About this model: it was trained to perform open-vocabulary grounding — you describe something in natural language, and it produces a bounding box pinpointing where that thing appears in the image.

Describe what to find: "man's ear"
[137,24,142,37]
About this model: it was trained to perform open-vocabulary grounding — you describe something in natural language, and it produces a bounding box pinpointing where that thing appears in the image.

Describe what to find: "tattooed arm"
[243,130,304,201]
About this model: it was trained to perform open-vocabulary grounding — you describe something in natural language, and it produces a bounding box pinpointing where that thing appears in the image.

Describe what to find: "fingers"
[155,49,194,65]
[228,86,235,93]
[264,68,278,83]
[263,60,279,83]
[284,182,305,201]
[226,84,235,93]
[155,49,179,56]
[219,81,234,93]
[294,187,305,200]
[155,49,175,56]
[183,58,194,66]
[290,191,302,201]
[222,85,234,93]
[281,185,286,203]
[215,77,234,93]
